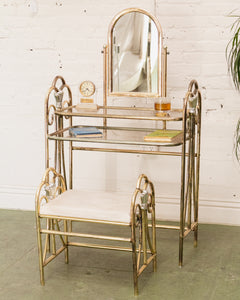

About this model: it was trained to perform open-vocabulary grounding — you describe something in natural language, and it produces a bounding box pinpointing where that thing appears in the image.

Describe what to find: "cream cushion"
[40,190,133,224]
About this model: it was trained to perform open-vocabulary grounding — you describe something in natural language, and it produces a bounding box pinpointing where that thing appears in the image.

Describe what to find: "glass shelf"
[55,105,184,122]
[48,125,185,148]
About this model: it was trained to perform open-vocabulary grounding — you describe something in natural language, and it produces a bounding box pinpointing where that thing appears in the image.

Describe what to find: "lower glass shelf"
[48,125,185,148]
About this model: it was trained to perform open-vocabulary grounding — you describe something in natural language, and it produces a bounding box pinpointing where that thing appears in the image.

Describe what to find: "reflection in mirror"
[111,12,159,94]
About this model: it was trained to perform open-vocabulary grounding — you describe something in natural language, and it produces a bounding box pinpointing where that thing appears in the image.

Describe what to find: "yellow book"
[144,130,183,143]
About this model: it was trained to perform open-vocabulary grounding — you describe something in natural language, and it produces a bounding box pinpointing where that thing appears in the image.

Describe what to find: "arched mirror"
[107,8,164,97]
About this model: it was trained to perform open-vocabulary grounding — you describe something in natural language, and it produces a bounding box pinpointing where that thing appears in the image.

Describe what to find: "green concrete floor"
[0,209,240,300]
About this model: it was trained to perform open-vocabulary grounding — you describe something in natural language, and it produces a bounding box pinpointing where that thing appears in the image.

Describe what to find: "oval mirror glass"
[109,10,162,96]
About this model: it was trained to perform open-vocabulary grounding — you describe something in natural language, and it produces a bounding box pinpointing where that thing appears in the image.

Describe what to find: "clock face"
[79,81,95,97]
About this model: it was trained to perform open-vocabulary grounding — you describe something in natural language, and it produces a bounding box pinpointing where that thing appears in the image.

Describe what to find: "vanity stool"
[35,167,157,295]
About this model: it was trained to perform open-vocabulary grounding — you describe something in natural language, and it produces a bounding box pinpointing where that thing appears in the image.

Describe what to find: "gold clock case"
[79,80,96,97]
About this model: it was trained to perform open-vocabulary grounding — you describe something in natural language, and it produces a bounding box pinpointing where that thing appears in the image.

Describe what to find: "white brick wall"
[156,0,240,224]
[0,0,240,225]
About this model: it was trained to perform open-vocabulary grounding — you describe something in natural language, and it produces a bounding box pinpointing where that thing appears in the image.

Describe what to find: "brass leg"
[43,233,49,262]
[194,162,200,247]
[69,141,73,189]
[64,220,69,264]
[54,117,58,170]
[46,219,50,252]
[61,140,67,189]
[179,235,184,268]
[194,226,198,248]
[153,245,157,272]
[187,137,192,230]
[51,219,56,255]
[36,215,45,286]
[131,222,138,296]
[191,115,197,248]
[189,113,196,233]
[142,210,147,265]
[152,200,157,272]
[180,135,186,267]
[132,245,138,295]
[194,112,201,248]
[56,115,62,174]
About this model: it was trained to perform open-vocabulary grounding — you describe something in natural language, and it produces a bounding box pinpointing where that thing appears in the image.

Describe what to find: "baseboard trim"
[0,185,36,211]
[0,186,240,226]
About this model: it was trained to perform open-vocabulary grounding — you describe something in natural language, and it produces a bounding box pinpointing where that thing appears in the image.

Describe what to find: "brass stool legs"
[35,169,157,296]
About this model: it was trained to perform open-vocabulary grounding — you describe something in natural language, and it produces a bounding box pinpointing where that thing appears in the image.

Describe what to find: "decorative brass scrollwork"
[130,173,156,295]
[35,167,66,214]
[45,76,73,182]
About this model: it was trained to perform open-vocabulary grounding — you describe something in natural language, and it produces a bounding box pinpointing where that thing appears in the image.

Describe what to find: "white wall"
[0,0,240,225]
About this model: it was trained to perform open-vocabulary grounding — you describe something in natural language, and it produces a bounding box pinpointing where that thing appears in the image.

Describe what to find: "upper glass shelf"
[55,105,184,122]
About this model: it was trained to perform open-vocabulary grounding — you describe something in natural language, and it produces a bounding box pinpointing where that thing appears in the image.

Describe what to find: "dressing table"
[36,7,201,295]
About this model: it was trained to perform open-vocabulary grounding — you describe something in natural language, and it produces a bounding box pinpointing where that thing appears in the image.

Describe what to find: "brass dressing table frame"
[45,77,201,266]
[38,9,201,293]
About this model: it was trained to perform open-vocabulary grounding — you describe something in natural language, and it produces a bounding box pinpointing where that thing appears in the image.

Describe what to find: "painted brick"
[0,0,240,225]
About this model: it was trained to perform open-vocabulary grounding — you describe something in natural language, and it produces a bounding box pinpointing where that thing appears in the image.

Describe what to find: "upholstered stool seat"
[40,190,132,223]
[36,168,156,296]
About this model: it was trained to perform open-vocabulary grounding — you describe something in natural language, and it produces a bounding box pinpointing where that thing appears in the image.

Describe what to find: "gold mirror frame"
[106,8,165,98]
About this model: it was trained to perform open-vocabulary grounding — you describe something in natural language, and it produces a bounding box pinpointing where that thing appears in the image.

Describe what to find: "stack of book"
[69,126,103,138]
[144,129,183,143]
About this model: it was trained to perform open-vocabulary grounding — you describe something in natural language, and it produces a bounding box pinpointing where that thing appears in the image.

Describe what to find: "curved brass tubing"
[179,80,201,266]
[45,86,58,170]
[60,83,73,110]
[188,79,199,96]
[194,88,202,247]
[130,174,156,295]
[51,75,66,90]
[44,78,73,273]
[45,77,73,187]
[35,167,67,286]
[35,167,66,217]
